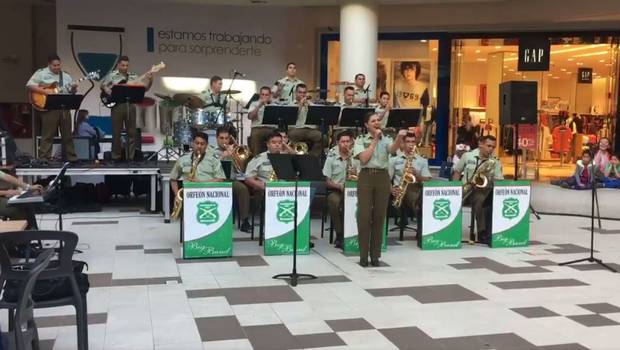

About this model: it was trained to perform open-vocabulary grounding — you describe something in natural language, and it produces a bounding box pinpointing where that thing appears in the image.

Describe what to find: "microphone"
[364,84,371,93]
[233,70,246,78]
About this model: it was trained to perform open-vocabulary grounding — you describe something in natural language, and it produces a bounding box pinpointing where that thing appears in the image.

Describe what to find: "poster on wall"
[392,60,430,109]
[376,58,392,97]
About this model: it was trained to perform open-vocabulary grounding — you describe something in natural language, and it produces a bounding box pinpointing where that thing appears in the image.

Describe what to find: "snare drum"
[190,109,210,126]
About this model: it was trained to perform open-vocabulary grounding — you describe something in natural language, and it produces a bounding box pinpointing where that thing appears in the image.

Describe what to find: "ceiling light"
[510,53,516,56]
[552,76,560,79]
[421,40,428,43]
[547,73,553,76]
[563,44,570,47]
[567,58,574,61]
[567,71,572,74]
[509,69,515,72]
[551,44,607,55]
[476,58,487,62]
[503,65,508,68]
[561,68,566,71]
[495,45,502,49]
[475,49,481,54]
[457,52,462,56]
[599,59,605,63]
[432,48,438,51]
[577,62,584,66]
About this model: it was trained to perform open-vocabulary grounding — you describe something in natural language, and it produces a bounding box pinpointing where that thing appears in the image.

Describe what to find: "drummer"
[200,75,228,123]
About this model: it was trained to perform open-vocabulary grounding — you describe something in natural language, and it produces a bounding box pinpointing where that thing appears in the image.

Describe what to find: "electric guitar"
[30,71,99,111]
[100,61,166,108]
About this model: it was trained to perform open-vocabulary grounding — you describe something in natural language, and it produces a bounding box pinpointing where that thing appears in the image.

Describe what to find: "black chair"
[10,248,54,350]
[0,231,89,350]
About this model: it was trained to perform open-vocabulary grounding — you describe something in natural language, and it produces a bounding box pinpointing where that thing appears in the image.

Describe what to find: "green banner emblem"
[432,198,451,220]
[276,200,295,223]
[502,198,520,219]
[196,201,219,225]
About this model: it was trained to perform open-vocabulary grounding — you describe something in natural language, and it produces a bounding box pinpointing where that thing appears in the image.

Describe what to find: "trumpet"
[288,141,308,155]
[229,135,251,173]
[171,151,204,220]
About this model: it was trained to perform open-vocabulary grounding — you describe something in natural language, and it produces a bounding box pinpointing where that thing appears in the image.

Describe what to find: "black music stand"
[269,153,321,287]
[386,108,422,130]
[263,105,298,132]
[307,105,340,165]
[339,107,374,134]
[44,162,71,231]
[110,85,145,161]
[42,95,84,160]
[221,160,233,180]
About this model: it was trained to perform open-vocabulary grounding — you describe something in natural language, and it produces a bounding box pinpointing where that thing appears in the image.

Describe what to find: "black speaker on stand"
[499,80,541,219]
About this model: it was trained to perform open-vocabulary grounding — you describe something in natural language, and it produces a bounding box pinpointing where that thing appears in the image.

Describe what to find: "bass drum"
[173,120,193,147]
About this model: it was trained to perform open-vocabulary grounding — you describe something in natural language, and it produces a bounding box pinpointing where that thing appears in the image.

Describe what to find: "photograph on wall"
[392,60,430,108]
[376,58,392,97]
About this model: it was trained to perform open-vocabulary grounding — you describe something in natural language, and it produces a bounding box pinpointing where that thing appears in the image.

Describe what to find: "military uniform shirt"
[248,101,276,128]
[276,77,304,104]
[200,90,227,116]
[389,152,431,186]
[170,152,225,181]
[246,151,275,183]
[453,148,504,184]
[101,70,139,86]
[354,87,367,103]
[375,106,390,129]
[290,101,315,128]
[26,67,73,89]
[352,133,393,169]
[323,153,361,185]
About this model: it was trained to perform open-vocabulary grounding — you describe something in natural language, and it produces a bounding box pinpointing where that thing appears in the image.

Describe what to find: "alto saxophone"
[171,152,204,220]
[392,152,417,209]
[346,152,358,181]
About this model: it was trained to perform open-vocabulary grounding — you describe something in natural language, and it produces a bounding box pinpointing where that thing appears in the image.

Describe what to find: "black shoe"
[240,220,252,233]
[333,239,343,249]
[371,258,380,267]
[309,242,315,248]
[359,258,368,267]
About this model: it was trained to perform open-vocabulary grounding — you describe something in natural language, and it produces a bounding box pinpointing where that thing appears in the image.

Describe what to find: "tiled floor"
[7,207,620,350]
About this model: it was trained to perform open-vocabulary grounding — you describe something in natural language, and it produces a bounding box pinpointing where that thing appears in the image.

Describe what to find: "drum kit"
[154,90,242,150]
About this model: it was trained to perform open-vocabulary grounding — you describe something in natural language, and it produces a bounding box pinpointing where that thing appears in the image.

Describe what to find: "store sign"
[419,181,462,250]
[518,37,550,71]
[183,182,233,259]
[491,181,531,248]
[578,68,593,84]
[516,124,537,151]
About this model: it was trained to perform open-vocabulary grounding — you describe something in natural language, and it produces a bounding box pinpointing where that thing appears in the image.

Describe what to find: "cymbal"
[221,89,241,95]
[154,93,173,101]
[331,81,354,86]
[308,88,330,93]
[172,93,204,109]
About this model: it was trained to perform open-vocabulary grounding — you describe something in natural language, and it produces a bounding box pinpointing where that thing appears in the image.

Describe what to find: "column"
[339,0,378,98]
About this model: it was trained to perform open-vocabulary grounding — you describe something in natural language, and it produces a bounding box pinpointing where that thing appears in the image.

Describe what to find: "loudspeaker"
[499,81,537,125]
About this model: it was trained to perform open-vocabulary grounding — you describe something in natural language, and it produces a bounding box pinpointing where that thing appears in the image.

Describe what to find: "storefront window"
[325,39,440,159]
[450,37,619,179]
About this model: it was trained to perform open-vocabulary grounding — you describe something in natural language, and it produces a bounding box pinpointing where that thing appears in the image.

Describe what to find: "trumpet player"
[452,135,503,244]
[248,86,277,155]
[214,127,253,233]
[170,132,225,196]
[353,113,406,267]
[389,133,431,222]
[287,84,323,157]
[322,131,360,249]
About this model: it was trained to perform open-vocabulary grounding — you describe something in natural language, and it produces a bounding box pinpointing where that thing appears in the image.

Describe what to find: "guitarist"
[101,55,153,162]
[26,54,78,162]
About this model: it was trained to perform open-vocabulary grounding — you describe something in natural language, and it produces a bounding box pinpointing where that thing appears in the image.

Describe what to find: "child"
[602,154,620,188]
[551,150,601,190]
[74,109,101,159]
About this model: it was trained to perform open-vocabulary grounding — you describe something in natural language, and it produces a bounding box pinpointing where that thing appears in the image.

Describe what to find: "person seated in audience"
[74,109,102,159]
[602,154,620,189]
[551,150,602,190]
[0,171,42,229]
[594,137,612,173]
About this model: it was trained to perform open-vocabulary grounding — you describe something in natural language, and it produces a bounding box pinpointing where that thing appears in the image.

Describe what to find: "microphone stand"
[364,84,370,108]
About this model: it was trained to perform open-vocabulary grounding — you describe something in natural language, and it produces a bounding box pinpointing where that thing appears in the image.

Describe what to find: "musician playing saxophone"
[245,131,283,194]
[389,132,431,220]
[322,130,360,249]
[452,135,503,244]
[170,132,225,197]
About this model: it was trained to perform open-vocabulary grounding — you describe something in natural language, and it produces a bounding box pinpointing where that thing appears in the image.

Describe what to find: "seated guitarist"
[26,54,78,162]
[101,56,153,162]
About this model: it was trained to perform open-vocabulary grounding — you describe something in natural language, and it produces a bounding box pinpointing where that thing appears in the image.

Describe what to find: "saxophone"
[268,169,277,181]
[171,152,204,220]
[462,157,496,201]
[392,151,417,208]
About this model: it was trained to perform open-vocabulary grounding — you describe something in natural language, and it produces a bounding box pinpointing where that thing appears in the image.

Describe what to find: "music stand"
[221,160,232,180]
[263,105,298,132]
[111,84,146,161]
[269,153,319,287]
[44,162,71,230]
[386,108,422,130]
[339,107,374,134]
[306,106,341,166]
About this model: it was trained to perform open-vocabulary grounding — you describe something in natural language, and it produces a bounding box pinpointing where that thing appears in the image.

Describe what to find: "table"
[0,220,28,233]
[16,167,160,212]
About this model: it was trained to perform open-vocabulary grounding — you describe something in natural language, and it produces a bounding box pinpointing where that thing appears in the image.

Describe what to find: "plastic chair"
[11,248,54,350]
[0,231,89,350]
